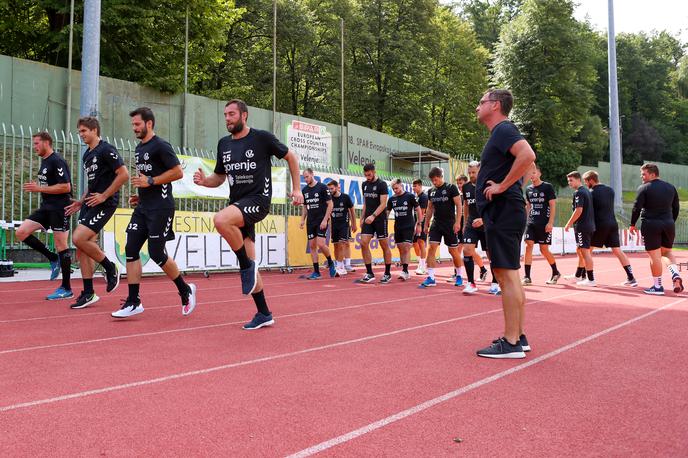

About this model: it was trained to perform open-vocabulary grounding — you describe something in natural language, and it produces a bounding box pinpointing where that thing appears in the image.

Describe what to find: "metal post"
[607,0,623,214]
[272,0,277,133]
[65,0,75,135]
[183,5,189,148]
[80,0,101,194]
[340,18,345,167]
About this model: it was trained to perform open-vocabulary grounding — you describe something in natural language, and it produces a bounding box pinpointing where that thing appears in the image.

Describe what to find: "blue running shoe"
[307,272,322,280]
[454,275,464,287]
[243,312,275,330]
[240,260,258,295]
[419,277,436,288]
[49,258,60,281]
[328,263,337,278]
[643,285,664,295]
[46,286,74,300]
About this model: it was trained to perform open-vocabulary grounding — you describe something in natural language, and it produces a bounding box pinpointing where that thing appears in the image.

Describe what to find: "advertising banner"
[285,120,332,168]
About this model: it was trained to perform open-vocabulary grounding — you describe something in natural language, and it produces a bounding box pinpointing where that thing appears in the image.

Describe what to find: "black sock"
[384,263,391,275]
[128,283,140,302]
[313,262,320,274]
[623,264,634,280]
[576,267,585,278]
[402,263,408,273]
[23,235,58,262]
[172,274,188,294]
[234,245,251,270]
[100,256,115,273]
[490,266,497,283]
[550,262,559,275]
[587,270,594,281]
[366,263,373,275]
[252,290,271,315]
[480,266,487,276]
[326,256,333,267]
[524,264,532,279]
[464,256,475,283]
[83,278,94,294]
[59,250,71,290]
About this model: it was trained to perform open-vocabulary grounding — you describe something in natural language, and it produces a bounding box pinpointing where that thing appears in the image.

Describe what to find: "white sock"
[337,261,343,269]
[668,264,679,278]
[428,268,435,279]
[654,276,662,288]
[345,258,351,267]
[420,258,426,268]
[456,266,464,277]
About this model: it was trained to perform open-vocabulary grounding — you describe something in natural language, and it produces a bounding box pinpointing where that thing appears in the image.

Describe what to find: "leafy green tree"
[577,115,608,166]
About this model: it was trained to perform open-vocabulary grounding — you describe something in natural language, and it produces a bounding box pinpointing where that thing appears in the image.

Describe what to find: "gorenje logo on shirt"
[222,150,257,173]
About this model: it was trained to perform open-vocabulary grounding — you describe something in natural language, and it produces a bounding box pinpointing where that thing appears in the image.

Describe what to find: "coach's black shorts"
[641,219,675,251]
[574,229,593,249]
[463,225,486,250]
[307,219,327,240]
[231,195,271,242]
[394,225,414,244]
[126,207,175,241]
[483,197,526,270]
[361,215,388,239]
[28,206,69,232]
[78,203,117,234]
[331,223,350,243]
[429,221,459,248]
[591,224,620,248]
[525,224,552,245]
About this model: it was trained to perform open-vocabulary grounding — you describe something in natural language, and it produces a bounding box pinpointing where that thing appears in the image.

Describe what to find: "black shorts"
[641,219,675,251]
[361,215,388,239]
[394,225,414,244]
[463,225,486,250]
[331,223,351,243]
[483,198,526,270]
[525,224,552,245]
[429,222,459,248]
[591,225,620,248]
[574,229,593,249]
[307,219,327,240]
[231,195,271,242]
[78,203,117,234]
[28,207,69,232]
[456,229,464,244]
[126,207,175,241]
[413,230,427,243]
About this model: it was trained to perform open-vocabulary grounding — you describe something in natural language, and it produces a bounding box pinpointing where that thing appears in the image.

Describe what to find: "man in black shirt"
[474,89,535,359]
[111,107,197,319]
[16,132,73,300]
[326,180,357,276]
[629,163,683,295]
[420,167,464,288]
[300,168,335,279]
[412,179,429,275]
[65,117,129,309]
[387,179,422,281]
[564,171,596,287]
[461,161,490,294]
[583,170,637,287]
[523,163,560,285]
[194,99,303,330]
[358,163,393,284]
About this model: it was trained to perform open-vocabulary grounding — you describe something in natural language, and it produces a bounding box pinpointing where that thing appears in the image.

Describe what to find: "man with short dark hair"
[564,171,596,287]
[583,170,637,287]
[300,168,335,279]
[387,179,422,281]
[358,163,392,284]
[111,107,197,318]
[327,180,356,276]
[412,179,429,275]
[475,88,536,359]
[16,132,73,300]
[194,99,303,329]
[65,117,129,309]
[629,163,683,295]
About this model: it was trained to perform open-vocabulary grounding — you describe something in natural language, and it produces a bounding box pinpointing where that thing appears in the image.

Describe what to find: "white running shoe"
[337,267,348,276]
[415,266,426,275]
[112,300,144,318]
[463,283,478,294]
[182,283,197,316]
[576,279,597,287]
[398,271,410,281]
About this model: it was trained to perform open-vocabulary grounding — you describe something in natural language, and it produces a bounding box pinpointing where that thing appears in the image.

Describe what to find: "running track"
[1,252,686,456]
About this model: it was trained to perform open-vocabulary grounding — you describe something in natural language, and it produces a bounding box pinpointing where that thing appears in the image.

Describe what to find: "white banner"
[287,120,332,168]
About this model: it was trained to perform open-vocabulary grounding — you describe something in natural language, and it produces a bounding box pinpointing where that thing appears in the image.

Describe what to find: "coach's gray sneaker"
[477,337,525,359]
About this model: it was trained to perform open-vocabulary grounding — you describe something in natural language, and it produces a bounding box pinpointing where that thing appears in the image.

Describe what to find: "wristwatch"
[147,176,155,186]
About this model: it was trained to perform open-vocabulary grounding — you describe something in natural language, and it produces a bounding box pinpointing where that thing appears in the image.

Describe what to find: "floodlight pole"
[79,0,101,194]
[608,0,623,213]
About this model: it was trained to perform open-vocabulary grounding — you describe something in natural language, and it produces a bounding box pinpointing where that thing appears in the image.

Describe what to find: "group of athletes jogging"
[16,91,685,358]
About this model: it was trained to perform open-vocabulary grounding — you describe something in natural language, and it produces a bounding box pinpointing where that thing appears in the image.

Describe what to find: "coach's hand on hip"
[483,180,504,201]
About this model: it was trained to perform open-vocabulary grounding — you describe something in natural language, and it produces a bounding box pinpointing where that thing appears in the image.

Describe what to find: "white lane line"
[286,297,687,458]
[0,290,588,412]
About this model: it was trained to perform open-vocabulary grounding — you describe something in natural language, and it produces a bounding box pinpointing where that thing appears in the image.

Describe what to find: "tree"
[457,0,522,52]
[577,115,608,166]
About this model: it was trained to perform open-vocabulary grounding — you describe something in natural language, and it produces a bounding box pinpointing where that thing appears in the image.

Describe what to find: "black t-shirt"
[590,183,617,228]
[361,178,389,218]
[38,152,72,210]
[429,183,460,224]
[476,120,525,214]
[462,182,480,224]
[214,128,289,203]
[631,179,680,225]
[416,191,428,226]
[572,185,595,232]
[526,181,556,226]
[135,136,180,210]
[302,182,331,223]
[331,192,353,225]
[387,191,419,230]
[82,140,125,207]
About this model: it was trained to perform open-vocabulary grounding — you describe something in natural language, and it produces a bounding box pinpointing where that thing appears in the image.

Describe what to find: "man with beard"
[358,163,393,284]
[194,99,303,330]
[386,179,422,281]
[111,107,197,318]
[300,168,335,279]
